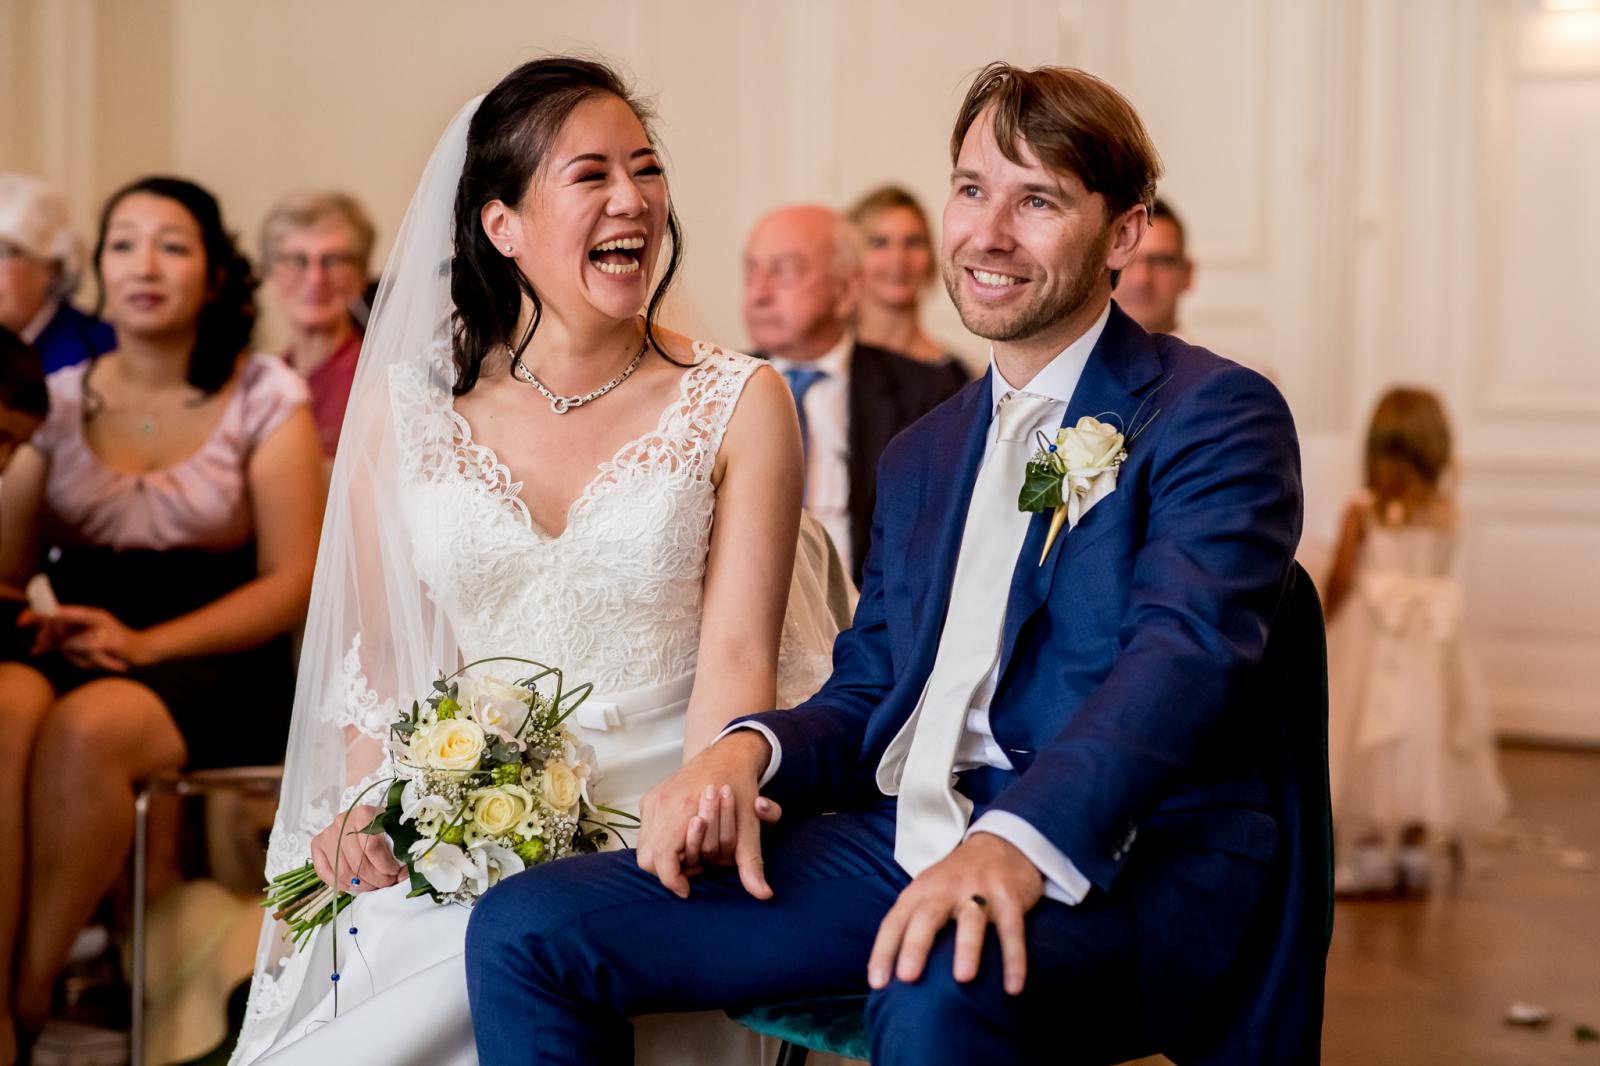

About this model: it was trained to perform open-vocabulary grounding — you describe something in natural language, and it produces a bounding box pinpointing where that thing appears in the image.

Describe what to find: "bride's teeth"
[973,270,1020,287]
[593,237,646,253]
[594,259,641,275]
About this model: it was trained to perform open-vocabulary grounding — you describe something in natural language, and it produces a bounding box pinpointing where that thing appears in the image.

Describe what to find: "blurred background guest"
[1113,195,1193,337]
[0,173,115,375]
[1323,387,1508,897]
[259,190,375,458]
[847,184,969,385]
[0,326,48,476]
[743,203,965,583]
[0,325,47,661]
[0,176,323,1056]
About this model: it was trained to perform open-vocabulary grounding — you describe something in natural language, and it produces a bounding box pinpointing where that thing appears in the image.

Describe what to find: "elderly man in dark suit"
[742,204,966,584]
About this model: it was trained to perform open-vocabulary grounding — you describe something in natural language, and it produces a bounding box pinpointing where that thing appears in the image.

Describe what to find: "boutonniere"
[1018,417,1127,564]
[1017,388,1164,565]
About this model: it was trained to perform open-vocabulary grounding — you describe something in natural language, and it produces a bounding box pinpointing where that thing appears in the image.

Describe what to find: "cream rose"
[413,719,486,771]
[541,761,582,813]
[470,676,533,741]
[470,784,534,837]
[1056,417,1125,474]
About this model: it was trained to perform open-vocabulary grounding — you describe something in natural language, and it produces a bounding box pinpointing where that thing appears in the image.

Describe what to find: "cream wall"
[3,0,1598,741]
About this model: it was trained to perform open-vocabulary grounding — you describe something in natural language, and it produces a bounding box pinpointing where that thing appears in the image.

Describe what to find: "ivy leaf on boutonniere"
[1018,455,1066,513]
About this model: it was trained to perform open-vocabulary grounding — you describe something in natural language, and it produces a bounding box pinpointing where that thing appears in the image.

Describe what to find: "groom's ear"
[1104,202,1148,275]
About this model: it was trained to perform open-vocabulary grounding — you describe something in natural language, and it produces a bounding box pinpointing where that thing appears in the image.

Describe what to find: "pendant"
[140,413,158,438]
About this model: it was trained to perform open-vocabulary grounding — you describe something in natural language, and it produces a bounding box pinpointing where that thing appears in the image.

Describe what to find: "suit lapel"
[995,304,1165,682]
[908,371,993,676]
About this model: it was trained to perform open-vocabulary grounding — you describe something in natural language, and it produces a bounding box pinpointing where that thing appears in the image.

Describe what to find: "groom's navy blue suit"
[466,303,1319,1065]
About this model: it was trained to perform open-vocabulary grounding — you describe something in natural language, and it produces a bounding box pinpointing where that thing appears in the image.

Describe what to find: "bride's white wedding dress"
[233,345,843,1065]
[232,97,849,1066]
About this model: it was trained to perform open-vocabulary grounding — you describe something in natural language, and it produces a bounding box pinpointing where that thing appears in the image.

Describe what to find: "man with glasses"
[261,191,375,457]
[1114,196,1193,337]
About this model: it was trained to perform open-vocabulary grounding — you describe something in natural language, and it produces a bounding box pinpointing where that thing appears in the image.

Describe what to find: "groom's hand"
[867,832,1044,996]
[637,730,778,901]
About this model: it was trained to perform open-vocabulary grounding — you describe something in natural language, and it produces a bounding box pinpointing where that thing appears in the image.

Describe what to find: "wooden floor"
[1131,745,1600,1066]
[1321,745,1600,1065]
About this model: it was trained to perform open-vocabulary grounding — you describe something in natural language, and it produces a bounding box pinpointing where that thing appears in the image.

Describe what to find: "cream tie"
[884,390,1059,877]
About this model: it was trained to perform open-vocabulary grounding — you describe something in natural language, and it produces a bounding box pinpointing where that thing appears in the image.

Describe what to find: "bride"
[231,57,848,1065]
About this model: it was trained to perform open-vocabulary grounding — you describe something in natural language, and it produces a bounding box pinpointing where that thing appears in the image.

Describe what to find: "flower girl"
[1323,388,1507,895]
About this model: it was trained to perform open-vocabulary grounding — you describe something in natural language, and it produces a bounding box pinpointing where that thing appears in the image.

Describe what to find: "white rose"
[469,676,533,742]
[541,761,582,813]
[469,784,535,837]
[413,719,486,771]
[1056,417,1125,474]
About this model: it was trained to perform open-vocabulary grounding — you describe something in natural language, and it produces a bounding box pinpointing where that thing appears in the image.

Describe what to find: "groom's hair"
[951,63,1162,221]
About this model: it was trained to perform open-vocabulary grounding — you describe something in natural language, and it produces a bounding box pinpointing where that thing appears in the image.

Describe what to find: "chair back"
[1177,562,1331,1065]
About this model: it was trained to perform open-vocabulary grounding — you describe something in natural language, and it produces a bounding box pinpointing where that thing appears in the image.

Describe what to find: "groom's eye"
[959,184,981,199]
[1026,195,1052,210]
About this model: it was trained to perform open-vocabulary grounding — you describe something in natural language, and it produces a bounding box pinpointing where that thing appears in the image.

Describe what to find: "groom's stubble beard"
[943,221,1113,344]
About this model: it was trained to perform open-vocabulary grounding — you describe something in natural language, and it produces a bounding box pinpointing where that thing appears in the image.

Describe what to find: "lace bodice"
[397,344,761,694]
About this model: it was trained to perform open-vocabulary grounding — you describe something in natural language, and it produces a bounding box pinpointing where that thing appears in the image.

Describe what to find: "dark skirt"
[7,544,295,770]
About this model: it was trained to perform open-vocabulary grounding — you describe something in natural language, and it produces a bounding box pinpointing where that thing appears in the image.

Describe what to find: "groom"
[467,62,1318,1065]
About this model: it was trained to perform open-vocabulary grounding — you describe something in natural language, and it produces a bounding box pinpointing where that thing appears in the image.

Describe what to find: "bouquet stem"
[264,862,353,944]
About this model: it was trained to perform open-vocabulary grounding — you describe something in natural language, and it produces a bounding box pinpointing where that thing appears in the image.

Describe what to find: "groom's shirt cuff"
[716,722,782,787]
[967,811,1092,905]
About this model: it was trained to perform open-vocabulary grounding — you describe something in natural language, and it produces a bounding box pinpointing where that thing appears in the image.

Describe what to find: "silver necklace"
[509,340,648,415]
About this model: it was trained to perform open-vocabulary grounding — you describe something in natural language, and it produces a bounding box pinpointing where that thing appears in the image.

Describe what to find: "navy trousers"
[465,794,1272,1066]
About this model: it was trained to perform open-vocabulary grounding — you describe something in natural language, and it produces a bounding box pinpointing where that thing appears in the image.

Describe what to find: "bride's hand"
[637,730,779,901]
[311,804,406,893]
[683,783,782,873]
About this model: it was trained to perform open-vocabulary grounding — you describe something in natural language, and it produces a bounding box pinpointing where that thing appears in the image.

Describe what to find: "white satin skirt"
[252,673,776,1066]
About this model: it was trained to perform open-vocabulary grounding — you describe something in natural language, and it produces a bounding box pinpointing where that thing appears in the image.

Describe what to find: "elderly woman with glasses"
[260,191,376,457]
[0,174,115,375]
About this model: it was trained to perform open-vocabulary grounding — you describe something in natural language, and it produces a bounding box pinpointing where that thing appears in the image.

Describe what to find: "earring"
[504,245,514,254]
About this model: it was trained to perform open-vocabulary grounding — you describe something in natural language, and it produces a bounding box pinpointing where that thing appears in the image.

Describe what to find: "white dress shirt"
[728,303,1111,904]
[771,335,854,576]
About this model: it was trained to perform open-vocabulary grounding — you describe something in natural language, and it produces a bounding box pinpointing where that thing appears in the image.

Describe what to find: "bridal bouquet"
[264,657,627,948]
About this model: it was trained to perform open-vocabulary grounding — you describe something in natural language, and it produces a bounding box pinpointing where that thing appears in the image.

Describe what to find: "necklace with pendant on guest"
[509,337,649,415]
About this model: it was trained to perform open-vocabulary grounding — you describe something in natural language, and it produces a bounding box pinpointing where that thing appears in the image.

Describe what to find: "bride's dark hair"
[451,56,685,394]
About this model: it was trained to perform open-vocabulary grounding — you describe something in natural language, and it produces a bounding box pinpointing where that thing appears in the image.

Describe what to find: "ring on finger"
[968,894,988,911]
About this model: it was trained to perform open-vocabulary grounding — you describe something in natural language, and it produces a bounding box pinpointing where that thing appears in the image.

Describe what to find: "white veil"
[231,95,851,1064]
[230,97,479,1062]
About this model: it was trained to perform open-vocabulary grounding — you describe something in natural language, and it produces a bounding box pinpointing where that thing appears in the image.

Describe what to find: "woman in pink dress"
[0,177,324,1064]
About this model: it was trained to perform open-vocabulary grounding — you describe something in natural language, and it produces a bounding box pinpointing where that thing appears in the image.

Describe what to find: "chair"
[728,994,869,1065]
[129,766,283,1066]
[730,564,1333,1065]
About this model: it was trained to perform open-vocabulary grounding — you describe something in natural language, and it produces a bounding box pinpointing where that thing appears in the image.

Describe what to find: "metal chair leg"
[775,1040,810,1066]
[125,767,282,1066]
[129,785,150,1066]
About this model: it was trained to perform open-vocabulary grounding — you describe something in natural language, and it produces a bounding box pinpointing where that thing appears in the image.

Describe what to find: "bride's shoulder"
[675,335,783,401]
[651,328,756,373]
